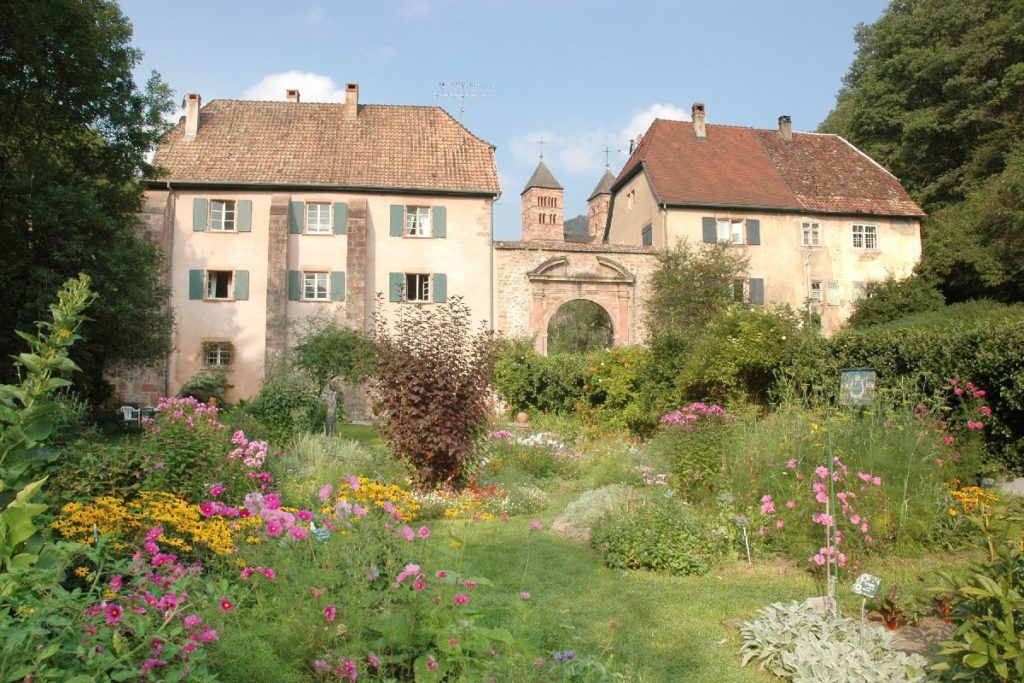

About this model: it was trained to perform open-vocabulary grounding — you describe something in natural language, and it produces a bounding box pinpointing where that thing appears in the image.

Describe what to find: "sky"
[118,0,890,240]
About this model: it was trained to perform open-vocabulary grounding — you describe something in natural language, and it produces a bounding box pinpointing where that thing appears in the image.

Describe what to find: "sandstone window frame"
[305,203,332,234]
[302,271,330,301]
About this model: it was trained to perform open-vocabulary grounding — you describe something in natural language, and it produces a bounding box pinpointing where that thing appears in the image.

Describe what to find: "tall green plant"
[0,274,95,573]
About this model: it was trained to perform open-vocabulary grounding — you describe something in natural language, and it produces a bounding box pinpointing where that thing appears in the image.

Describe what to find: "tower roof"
[521,159,563,194]
[587,168,616,201]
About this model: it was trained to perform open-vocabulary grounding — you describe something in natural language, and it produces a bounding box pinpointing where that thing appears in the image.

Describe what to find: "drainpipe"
[803,252,812,321]
[164,180,176,399]
[489,198,495,331]
[661,204,668,247]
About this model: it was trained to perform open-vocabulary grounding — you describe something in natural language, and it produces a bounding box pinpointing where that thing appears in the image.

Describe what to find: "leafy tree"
[370,297,498,488]
[547,300,613,355]
[0,0,175,403]
[819,0,1024,212]
[292,317,374,396]
[644,239,750,339]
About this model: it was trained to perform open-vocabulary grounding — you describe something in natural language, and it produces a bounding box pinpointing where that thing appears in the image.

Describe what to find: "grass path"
[422,499,818,682]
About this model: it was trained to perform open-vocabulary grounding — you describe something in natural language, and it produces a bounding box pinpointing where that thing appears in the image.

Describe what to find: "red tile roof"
[153,100,500,195]
[616,119,924,217]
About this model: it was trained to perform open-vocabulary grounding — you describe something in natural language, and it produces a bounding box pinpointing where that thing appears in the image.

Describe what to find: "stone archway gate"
[493,241,659,354]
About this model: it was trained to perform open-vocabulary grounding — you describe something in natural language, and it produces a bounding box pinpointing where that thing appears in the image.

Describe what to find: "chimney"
[778,115,792,141]
[286,89,300,103]
[344,83,359,121]
[692,102,706,139]
[184,93,201,140]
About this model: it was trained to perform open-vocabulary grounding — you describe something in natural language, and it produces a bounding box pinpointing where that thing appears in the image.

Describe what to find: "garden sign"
[840,368,877,407]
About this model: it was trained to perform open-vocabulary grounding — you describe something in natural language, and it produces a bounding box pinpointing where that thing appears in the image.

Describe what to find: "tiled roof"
[616,119,924,217]
[521,159,563,193]
[153,100,500,195]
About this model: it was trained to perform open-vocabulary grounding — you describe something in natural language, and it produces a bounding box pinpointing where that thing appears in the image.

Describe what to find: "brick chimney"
[778,115,792,141]
[184,93,201,140]
[344,83,359,121]
[286,89,300,103]
[692,102,706,139]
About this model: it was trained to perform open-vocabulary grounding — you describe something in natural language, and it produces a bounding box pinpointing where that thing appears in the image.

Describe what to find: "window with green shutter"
[331,271,346,301]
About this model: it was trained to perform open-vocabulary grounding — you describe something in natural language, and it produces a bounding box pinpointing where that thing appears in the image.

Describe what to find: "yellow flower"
[948,508,959,517]
[450,541,462,549]
[74,566,89,577]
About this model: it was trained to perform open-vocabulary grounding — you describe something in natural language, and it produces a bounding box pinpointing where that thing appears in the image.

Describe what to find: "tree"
[846,274,945,328]
[0,0,175,403]
[292,317,374,397]
[546,300,613,355]
[370,297,498,488]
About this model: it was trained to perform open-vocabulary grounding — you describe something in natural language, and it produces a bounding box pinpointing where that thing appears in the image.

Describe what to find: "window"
[305,203,331,234]
[810,280,823,303]
[210,200,236,231]
[730,278,746,303]
[206,270,233,300]
[303,272,329,301]
[204,342,232,368]
[539,214,547,225]
[405,207,431,237]
[853,281,868,301]
[852,224,878,249]
[405,273,430,302]
[641,223,653,246]
[717,219,744,244]
[802,222,821,247]
[626,189,636,209]
[537,196,557,208]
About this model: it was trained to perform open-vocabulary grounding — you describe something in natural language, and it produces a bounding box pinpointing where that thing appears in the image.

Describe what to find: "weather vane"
[435,81,494,122]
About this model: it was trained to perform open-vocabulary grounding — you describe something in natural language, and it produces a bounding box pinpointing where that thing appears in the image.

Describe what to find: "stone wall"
[494,241,660,352]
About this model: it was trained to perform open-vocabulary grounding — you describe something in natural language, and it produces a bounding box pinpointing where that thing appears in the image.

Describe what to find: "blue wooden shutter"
[331,271,346,301]
[432,206,446,238]
[188,269,204,299]
[746,219,760,245]
[333,202,348,235]
[389,272,403,302]
[237,200,252,232]
[749,277,765,305]
[288,270,300,301]
[702,216,716,243]
[390,205,404,237]
[193,199,208,231]
[432,273,447,303]
[233,270,249,300]
[289,201,304,234]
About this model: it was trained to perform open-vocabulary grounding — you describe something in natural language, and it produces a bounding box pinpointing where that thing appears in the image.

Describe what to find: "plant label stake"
[734,515,752,564]
[852,573,882,622]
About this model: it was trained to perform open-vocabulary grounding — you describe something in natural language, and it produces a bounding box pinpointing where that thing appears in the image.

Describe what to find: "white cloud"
[508,103,688,179]
[242,71,347,102]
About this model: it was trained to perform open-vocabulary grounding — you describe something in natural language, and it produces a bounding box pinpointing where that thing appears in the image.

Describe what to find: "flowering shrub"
[53,491,239,557]
[323,475,421,522]
[647,403,735,503]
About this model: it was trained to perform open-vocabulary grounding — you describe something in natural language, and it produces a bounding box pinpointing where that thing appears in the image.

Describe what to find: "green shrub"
[245,367,324,445]
[480,483,549,517]
[48,438,146,505]
[177,368,228,404]
[562,485,631,533]
[590,494,731,575]
[493,339,586,415]
[650,403,736,504]
[845,274,945,328]
[485,433,579,482]
[48,391,93,446]
[578,346,651,432]
[739,601,927,681]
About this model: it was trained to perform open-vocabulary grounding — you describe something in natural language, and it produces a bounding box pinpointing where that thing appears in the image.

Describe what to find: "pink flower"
[785,459,797,469]
[265,520,283,537]
[261,567,277,580]
[417,526,431,539]
[530,519,544,531]
[324,604,337,622]
[775,519,784,529]
[142,658,167,673]
[954,388,964,396]
[199,501,215,516]
[520,591,532,600]
[436,570,448,579]
[109,575,122,592]
[463,581,477,590]
[263,493,282,510]
[796,472,804,481]
[860,522,869,533]
[760,494,775,515]
[183,614,202,628]
[815,466,829,479]
[296,509,312,521]
[290,526,308,541]
[401,525,415,542]
[104,603,123,626]
[339,658,357,681]
[871,476,882,486]
[313,660,330,673]
[367,652,380,669]
[318,484,333,502]
[347,475,361,491]
[850,514,861,524]
[427,654,439,670]
[974,390,986,398]
[151,553,176,567]
[220,597,234,612]
[454,593,469,605]
[785,500,796,509]
[413,577,427,592]
[943,434,955,446]
[144,540,159,555]
[210,484,226,497]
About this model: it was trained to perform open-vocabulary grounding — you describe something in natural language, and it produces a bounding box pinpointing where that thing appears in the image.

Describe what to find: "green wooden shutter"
[432,273,447,303]
[233,270,249,300]
[432,206,446,238]
[288,270,300,301]
[746,219,760,245]
[193,199,208,231]
[333,202,348,235]
[702,216,716,243]
[390,205,405,237]
[331,271,346,301]
[289,201,304,234]
[389,272,403,302]
[237,200,252,232]
[188,269,204,299]
[749,277,765,305]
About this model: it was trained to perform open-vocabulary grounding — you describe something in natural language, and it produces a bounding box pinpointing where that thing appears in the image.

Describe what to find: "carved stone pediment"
[527,255,635,285]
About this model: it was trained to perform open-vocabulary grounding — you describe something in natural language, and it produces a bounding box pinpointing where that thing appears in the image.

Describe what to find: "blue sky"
[119,0,889,240]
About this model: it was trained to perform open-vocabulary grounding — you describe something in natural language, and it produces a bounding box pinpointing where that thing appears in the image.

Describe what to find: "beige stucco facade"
[133,187,494,403]
[608,170,922,334]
